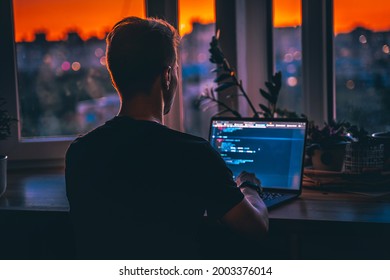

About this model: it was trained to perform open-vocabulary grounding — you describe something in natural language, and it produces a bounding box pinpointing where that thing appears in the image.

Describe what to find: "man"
[66,17,268,259]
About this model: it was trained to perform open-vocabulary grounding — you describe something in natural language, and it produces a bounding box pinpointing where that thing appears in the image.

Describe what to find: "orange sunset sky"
[13,0,390,42]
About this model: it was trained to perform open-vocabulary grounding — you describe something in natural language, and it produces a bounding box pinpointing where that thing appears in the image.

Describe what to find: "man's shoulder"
[66,122,113,158]
[164,126,208,144]
[162,126,223,157]
[68,116,134,148]
[68,128,101,147]
[66,117,212,155]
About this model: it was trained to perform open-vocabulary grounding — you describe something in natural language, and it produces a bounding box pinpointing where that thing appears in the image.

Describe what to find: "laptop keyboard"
[259,192,285,201]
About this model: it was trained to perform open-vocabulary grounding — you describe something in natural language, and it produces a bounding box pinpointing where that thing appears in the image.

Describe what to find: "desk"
[271,188,390,227]
[268,190,390,259]
[0,169,69,212]
[1,170,390,259]
[0,169,73,259]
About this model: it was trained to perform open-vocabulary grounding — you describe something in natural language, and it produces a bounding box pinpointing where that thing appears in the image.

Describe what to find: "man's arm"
[221,172,269,241]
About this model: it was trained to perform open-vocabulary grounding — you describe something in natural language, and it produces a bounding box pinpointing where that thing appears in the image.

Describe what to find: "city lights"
[293,51,301,60]
[383,45,390,54]
[284,53,293,63]
[359,35,367,44]
[94,48,104,57]
[197,53,207,63]
[72,62,81,71]
[287,77,298,87]
[346,80,355,90]
[287,64,296,74]
[340,48,351,57]
[61,61,71,71]
[99,56,106,66]
[10,0,390,139]
[43,54,52,65]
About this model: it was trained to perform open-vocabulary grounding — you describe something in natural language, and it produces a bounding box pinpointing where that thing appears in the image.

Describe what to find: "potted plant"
[199,32,380,173]
[306,120,354,171]
[197,31,301,118]
[306,121,383,172]
[0,97,17,197]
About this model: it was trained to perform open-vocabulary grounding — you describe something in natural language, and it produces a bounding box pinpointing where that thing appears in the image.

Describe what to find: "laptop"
[209,117,308,209]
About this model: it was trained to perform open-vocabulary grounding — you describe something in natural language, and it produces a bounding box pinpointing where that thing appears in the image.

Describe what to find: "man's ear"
[163,66,172,90]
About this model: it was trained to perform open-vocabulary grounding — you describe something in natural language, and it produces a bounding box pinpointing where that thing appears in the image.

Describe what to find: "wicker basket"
[344,142,384,174]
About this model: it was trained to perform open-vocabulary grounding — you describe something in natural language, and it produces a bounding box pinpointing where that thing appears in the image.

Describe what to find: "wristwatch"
[238,181,263,196]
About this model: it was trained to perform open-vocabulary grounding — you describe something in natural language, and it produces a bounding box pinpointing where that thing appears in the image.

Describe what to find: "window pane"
[179,0,215,138]
[273,0,303,114]
[334,0,390,132]
[13,0,145,139]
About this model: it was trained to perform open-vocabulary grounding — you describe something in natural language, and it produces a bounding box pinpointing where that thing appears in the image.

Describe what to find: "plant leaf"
[273,71,282,92]
[259,89,275,104]
[253,112,261,118]
[231,110,242,118]
[259,104,272,115]
[211,67,223,73]
[214,82,236,92]
[214,73,232,83]
[265,81,275,91]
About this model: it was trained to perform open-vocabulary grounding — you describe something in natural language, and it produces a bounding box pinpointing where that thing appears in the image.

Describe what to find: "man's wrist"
[238,181,263,196]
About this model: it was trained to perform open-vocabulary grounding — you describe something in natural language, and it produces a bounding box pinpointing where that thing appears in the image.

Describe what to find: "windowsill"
[7,159,66,171]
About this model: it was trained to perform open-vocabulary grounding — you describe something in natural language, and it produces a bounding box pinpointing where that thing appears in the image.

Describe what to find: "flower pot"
[0,155,7,197]
[310,143,347,171]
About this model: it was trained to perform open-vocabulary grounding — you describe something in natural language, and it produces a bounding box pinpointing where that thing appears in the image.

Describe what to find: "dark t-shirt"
[65,116,243,259]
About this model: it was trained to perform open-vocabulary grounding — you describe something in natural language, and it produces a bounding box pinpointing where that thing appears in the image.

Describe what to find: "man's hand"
[236,171,261,188]
[221,170,269,241]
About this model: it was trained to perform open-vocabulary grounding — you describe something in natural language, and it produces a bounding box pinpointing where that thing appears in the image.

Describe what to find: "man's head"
[106,17,180,114]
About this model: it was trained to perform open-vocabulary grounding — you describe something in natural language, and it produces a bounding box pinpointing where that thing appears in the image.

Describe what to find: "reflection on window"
[13,0,145,138]
[179,0,215,139]
[334,0,390,132]
[273,0,302,114]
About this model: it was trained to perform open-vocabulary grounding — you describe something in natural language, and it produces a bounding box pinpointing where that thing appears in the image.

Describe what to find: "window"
[334,0,390,132]
[273,0,303,114]
[7,0,387,163]
[13,0,145,139]
[178,0,215,139]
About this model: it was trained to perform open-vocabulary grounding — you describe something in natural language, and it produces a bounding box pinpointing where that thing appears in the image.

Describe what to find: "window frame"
[0,0,337,167]
[0,0,72,166]
[0,0,203,166]
[147,0,184,131]
[233,0,273,115]
[301,0,334,124]
[0,0,154,166]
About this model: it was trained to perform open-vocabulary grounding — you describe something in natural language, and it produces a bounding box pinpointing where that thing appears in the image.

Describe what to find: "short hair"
[106,17,180,100]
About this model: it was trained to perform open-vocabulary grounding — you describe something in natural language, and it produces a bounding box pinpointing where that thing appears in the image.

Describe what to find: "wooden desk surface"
[0,169,69,212]
[271,189,390,224]
[2,170,390,226]
[2,170,390,259]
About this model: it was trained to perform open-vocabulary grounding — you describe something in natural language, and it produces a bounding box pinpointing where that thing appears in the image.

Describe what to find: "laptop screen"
[209,118,307,191]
